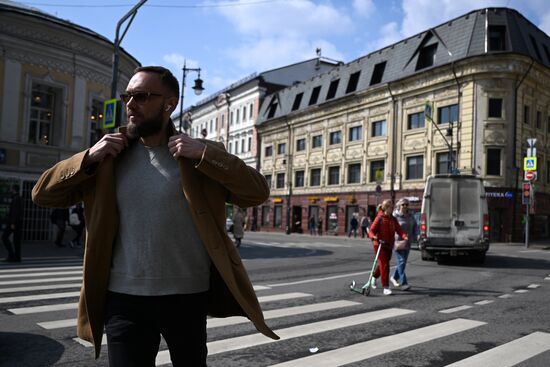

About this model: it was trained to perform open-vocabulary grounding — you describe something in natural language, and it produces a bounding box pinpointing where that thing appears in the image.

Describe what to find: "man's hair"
[133,66,179,98]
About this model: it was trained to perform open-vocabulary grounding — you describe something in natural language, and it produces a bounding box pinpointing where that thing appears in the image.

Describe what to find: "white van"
[419,174,490,263]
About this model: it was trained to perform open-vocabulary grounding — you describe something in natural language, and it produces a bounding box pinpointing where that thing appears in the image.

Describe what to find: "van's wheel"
[421,250,434,261]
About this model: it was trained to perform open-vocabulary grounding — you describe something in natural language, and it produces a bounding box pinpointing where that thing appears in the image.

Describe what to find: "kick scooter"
[350,240,383,296]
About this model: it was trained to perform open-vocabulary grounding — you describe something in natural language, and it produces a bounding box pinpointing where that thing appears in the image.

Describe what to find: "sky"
[11,0,550,108]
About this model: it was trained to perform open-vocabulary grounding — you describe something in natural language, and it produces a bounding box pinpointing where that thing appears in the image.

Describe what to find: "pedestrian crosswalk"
[1,257,549,366]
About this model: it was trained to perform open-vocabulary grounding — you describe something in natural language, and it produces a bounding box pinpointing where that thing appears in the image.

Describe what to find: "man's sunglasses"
[120,92,163,104]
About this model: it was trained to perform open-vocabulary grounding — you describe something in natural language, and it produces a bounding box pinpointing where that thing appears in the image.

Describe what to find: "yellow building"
[257,8,550,241]
[0,2,139,241]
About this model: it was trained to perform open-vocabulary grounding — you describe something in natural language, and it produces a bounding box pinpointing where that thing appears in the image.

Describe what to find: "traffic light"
[522,182,531,204]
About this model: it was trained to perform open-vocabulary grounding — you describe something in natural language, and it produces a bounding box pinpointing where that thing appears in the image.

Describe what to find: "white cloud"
[214,0,351,72]
[352,0,375,17]
[367,21,401,53]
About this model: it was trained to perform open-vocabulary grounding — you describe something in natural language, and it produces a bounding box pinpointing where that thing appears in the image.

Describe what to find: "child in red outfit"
[368,199,408,295]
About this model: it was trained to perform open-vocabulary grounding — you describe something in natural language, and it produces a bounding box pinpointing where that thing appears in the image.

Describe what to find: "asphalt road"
[1,232,549,366]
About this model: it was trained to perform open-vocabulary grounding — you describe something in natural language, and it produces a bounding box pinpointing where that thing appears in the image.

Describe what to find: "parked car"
[419,174,490,263]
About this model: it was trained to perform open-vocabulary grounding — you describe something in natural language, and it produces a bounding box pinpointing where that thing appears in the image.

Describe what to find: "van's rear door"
[455,178,482,245]
[428,179,454,245]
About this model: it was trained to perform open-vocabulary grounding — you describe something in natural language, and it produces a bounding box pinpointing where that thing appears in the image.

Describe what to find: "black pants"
[104,291,208,367]
[2,225,21,261]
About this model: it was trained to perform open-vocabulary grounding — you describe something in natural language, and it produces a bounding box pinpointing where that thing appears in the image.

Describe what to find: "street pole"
[178,60,203,132]
[111,0,147,99]
[424,101,454,173]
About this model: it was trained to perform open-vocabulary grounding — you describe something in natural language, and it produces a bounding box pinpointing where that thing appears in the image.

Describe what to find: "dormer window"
[346,71,361,93]
[488,25,507,51]
[326,79,339,100]
[370,61,386,85]
[291,93,303,111]
[416,43,437,70]
[309,86,321,105]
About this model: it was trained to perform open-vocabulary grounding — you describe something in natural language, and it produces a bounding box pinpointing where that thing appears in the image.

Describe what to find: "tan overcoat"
[32,125,278,358]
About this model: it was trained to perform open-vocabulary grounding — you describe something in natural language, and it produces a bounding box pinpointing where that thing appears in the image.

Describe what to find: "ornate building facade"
[257,8,550,241]
[0,2,140,241]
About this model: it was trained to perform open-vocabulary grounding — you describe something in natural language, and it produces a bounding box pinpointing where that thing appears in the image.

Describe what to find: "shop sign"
[486,191,513,199]
[272,197,283,203]
[308,196,320,203]
[324,196,339,202]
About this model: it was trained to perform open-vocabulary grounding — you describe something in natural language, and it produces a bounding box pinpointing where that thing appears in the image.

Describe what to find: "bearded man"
[32,66,277,366]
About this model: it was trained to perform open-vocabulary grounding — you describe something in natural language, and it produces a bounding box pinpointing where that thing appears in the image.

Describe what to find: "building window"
[249,103,254,119]
[370,160,385,182]
[406,155,424,180]
[221,114,225,128]
[234,140,239,154]
[438,104,458,124]
[274,205,282,228]
[265,145,273,157]
[310,168,321,186]
[416,43,438,70]
[276,173,285,188]
[329,131,341,145]
[89,99,104,146]
[261,206,270,225]
[408,112,425,129]
[312,135,323,149]
[241,139,245,153]
[436,151,456,174]
[488,98,503,118]
[488,25,507,51]
[328,166,340,185]
[370,61,386,85]
[309,86,321,105]
[486,148,502,176]
[346,71,361,93]
[326,79,339,100]
[347,163,361,184]
[372,120,387,137]
[277,143,286,155]
[229,142,232,153]
[296,138,306,151]
[295,170,305,187]
[243,106,247,122]
[236,109,240,123]
[292,93,303,111]
[536,110,542,129]
[524,105,530,124]
[349,126,362,141]
[230,111,234,125]
[264,174,272,189]
[267,99,278,119]
[29,83,62,145]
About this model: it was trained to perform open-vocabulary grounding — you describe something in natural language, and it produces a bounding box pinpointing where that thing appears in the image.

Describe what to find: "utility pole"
[111,0,147,99]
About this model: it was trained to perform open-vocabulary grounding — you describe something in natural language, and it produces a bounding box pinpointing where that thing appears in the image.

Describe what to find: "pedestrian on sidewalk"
[50,208,69,247]
[360,213,370,238]
[232,207,245,248]
[317,217,323,236]
[32,66,277,366]
[368,199,408,296]
[69,203,85,247]
[309,215,317,235]
[390,198,418,291]
[2,184,23,262]
[348,215,359,238]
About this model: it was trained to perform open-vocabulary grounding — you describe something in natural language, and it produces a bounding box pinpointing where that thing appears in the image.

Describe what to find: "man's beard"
[126,107,164,139]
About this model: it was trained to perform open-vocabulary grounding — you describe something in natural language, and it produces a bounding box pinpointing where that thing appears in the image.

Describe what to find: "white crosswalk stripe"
[445,331,550,366]
[268,319,486,367]
[3,259,549,367]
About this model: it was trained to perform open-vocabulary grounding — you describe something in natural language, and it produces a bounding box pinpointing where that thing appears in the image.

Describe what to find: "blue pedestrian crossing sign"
[523,157,537,171]
[102,98,118,129]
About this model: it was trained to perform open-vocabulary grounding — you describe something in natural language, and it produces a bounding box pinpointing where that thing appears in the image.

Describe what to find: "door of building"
[292,206,303,233]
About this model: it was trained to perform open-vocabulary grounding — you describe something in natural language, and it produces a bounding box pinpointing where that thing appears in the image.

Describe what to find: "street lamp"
[179,60,205,132]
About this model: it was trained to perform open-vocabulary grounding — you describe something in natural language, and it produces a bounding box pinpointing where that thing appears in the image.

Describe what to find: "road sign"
[103,98,118,129]
[527,138,537,147]
[527,147,537,157]
[424,101,433,120]
[523,157,537,171]
[525,171,536,181]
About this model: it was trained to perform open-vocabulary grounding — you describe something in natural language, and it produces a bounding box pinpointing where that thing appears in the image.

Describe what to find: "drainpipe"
[387,83,397,203]
[511,58,534,241]
[285,117,293,235]
[451,61,461,172]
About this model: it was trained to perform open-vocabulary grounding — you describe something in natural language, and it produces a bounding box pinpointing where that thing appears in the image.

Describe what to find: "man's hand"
[87,133,128,164]
[168,133,206,160]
